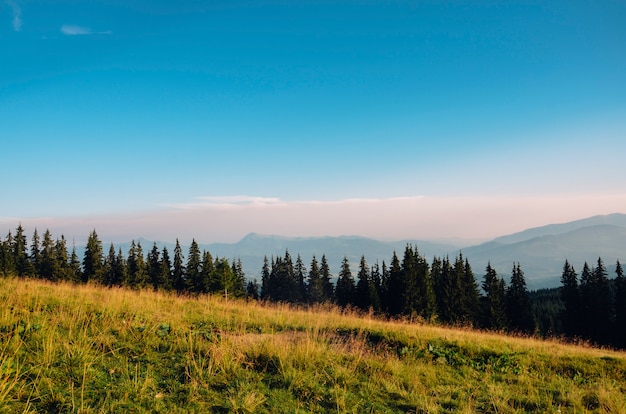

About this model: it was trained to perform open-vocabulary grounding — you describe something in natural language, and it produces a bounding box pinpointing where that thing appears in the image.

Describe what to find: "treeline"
[0,226,246,297]
[1,225,625,347]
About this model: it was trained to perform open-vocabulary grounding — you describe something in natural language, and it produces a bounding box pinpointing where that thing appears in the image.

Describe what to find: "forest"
[1,225,625,349]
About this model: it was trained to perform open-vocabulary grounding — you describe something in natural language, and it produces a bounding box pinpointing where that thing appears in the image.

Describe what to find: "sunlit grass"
[1,276,625,412]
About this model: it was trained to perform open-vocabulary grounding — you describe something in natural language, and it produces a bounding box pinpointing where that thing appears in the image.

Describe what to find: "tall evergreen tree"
[294,254,307,303]
[147,243,161,290]
[402,245,435,319]
[158,246,173,291]
[1,232,16,275]
[39,229,56,281]
[54,236,71,282]
[172,239,185,293]
[261,256,271,300]
[185,239,203,293]
[506,263,534,333]
[103,243,118,286]
[614,260,626,346]
[13,224,31,276]
[481,262,507,330]
[307,256,324,304]
[355,256,372,310]
[386,252,404,316]
[320,255,334,302]
[560,260,580,336]
[82,229,104,283]
[69,244,82,283]
[370,261,383,312]
[30,228,41,275]
[335,256,355,307]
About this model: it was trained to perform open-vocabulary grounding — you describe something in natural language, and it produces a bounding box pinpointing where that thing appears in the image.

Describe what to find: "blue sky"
[1,0,625,243]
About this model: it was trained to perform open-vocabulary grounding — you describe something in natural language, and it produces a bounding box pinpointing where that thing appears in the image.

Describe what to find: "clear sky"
[1,0,625,244]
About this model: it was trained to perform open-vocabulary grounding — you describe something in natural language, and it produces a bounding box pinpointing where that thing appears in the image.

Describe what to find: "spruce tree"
[147,243,161,290]
[158,246,173,291]
[103,243,118,286]
[336,256,355,307]
[54,236,71,282]
[355,255,371,310]
[320,255,334,302]
[560,260,580,336]
[185,239,202,293]
[614,260,626,346]
[13,224,31,276]
[307,256,324,304]
[172,239,185,293]
[506,263,534,333]
[481,262,507,330]
[30,228,41,276]
[246,279,260,300]
[402,245,435,320]
[386,252,404,316]
[39,229,56,281]
[1,232,16,275]
[69,244,83,283]
[370,261,383,312]
[261,256,271,300]
[82,229,104,283]
[294,254,307,303]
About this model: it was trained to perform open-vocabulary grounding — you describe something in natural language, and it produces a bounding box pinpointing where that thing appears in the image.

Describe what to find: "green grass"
[1,277,625,413]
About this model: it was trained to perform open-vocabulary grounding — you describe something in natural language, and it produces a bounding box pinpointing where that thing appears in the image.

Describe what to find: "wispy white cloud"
[169,196,287,210]
[61,24,111,36]
[6,0,22,31]
[61,25,91,35]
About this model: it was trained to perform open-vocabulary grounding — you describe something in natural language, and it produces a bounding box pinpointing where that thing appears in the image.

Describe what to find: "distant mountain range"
[104,213,626,291]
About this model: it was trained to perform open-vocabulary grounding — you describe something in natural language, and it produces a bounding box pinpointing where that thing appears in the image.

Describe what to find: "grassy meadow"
[1,277,625,413]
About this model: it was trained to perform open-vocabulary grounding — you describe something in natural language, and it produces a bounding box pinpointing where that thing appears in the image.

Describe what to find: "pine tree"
[355,256,371,310]
[147,243,161,290]
[370,261,383,312]
[614,260,626,346]
[506,263,534,333]
[69,244,82,283]
[82,229,104,283]
[14,224,31,276]
[481,262,507,330]
[39,229,56,281]
[460,256,480,325]
[172,239,185,293]
[54,236,71,282]
[294,254,307,303]
[185,239,202,293]
[246,279,260,300]
[158,246,173,291]
[261,256,271,300]
[386,252,404,315]
[320,254,334,302]
[30,228,41,276]
[560,260,580,336]
[335,256,355,307]
[103,243,118,286]
[1,232,16,276]
[307,256,324,304]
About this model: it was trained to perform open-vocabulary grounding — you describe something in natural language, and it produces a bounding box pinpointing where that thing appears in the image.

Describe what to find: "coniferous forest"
[1,225,625,349]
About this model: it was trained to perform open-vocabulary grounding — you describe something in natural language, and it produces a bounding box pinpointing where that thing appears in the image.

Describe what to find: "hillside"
[1,277,626,412]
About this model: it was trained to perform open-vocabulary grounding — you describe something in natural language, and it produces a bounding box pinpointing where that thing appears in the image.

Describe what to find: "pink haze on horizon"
[2,193,625,245]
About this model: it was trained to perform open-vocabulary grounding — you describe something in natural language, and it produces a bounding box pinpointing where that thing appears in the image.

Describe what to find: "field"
[1,277,625,413]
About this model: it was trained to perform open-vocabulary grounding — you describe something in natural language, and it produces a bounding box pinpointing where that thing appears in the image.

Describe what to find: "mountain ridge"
[93,213,626,291]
